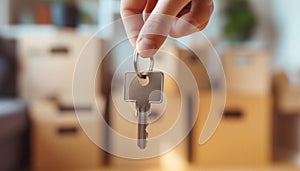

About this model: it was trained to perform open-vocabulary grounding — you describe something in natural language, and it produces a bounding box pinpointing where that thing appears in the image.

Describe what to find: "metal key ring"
[134,49,154,79]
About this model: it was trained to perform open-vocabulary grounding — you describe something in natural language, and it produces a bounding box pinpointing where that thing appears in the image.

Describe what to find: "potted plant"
[221,0,271,95]
[222,0,256,43]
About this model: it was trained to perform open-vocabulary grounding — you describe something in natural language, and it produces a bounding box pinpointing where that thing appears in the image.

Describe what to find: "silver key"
[124,72,164,149]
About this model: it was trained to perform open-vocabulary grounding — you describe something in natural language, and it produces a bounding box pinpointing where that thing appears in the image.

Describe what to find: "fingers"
[120,0,147,47]
[143,0,158,24]
[121,0,214,57]
[177,2,192,18]
[144,0,158,14]
[170,0,214,38]
[137,0,191,57]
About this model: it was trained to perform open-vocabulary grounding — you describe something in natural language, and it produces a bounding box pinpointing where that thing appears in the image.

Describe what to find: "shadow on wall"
[0,38,17,97]
[0,100,29,170]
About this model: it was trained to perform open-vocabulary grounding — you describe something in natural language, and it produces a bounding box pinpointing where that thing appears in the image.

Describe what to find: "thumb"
[137,0,190,58]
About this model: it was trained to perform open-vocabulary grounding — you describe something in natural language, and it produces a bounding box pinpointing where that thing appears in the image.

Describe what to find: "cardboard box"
[192,91,272,165]
[222,47,271,95]
[177,48,210,91]
[30,99,104,171]
[273,71,300,114]
[17,31,101,101]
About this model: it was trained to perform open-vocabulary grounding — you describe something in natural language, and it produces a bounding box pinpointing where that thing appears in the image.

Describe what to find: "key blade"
[138,122,148,149]
[137,105,149,149]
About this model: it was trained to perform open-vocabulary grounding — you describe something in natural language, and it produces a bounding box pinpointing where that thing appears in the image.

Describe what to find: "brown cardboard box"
[30,99,104,171]
[193,91,272,165]
[177,48,210,91]
[222,47,271,95]
[273,71,300,114]
[17,31,101,101]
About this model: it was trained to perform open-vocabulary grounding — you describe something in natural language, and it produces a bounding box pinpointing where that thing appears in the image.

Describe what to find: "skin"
[121,0,214,58]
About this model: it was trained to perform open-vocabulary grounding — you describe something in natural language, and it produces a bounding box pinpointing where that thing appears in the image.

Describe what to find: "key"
[124,72,164,149]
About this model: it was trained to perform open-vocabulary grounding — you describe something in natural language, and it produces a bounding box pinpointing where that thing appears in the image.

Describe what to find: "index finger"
[120,0,147,47]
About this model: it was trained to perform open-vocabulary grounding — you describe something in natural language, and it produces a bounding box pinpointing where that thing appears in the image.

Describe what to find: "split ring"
[134,49,154,79]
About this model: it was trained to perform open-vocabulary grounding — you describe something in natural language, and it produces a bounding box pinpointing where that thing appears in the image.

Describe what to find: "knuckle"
[169,32,181,38]
[186,16,203,27]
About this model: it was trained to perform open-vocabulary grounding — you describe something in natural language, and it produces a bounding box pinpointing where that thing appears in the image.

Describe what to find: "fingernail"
[137,38,156,57]
[208,0,213,6]
[210,5,214,14]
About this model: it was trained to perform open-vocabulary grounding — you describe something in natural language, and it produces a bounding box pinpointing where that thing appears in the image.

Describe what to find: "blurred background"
[0,0,300,170]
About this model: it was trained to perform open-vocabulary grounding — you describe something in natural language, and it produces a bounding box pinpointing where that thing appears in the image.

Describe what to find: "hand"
[121,0,214,57]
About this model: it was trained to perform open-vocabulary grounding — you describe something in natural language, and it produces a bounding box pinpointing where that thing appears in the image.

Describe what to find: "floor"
[74,163,300,171]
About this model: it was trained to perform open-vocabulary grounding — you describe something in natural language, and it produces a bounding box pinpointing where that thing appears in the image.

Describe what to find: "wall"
[271,0,300,73]
[0,0,9,25]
